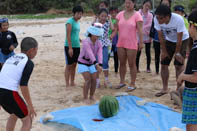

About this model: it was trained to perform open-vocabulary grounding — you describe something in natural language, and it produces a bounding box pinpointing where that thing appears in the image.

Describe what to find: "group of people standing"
[65,0,197,130]
[0,0,196,130]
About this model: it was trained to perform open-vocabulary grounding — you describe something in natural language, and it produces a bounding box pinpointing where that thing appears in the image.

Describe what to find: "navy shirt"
[0,31,18,55]
[185,40,197,88]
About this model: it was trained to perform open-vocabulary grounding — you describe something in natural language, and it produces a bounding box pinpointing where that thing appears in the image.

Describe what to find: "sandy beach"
[0,17,181,131]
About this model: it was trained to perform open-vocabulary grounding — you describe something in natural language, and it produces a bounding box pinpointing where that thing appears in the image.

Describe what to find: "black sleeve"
[191,49,197,72]
[20,59,34,86]
[11,32,18,48]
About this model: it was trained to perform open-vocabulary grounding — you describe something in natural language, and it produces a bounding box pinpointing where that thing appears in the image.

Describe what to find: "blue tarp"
[40,95,186,131]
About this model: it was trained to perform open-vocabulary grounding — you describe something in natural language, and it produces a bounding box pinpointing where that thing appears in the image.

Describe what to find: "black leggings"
[136,43,151,70]
[113,51,119,73]
[153,41,160,74]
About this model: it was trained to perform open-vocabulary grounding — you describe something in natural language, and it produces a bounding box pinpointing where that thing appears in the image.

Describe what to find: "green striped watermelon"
[99,96,119,118]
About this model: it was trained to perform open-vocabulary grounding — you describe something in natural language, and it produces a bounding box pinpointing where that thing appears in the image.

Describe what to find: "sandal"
[115,83,126,89]
[155,92,168,97]
[125,86,136,92]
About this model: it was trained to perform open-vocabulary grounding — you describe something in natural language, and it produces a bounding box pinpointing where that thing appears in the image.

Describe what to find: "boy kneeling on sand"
[178,10,197,131]
[0,37,38,131]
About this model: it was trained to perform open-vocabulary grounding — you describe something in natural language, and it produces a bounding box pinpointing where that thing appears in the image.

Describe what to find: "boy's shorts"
[78,64,97,74]
[0,88,28,118]
[0,49,15,63]
[161,39,189,66]
[182,87,197,124]
[64,47,80,65]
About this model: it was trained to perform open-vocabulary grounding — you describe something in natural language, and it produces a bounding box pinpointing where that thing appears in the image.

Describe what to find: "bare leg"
[70,63,77,86]
[20,116,31,131]
[82,72,91,103]
[65,65,71,87]
[118,48,127,85]
[161,64,169,92]
[175,65,184,88]
[90,72,97,101]
[6,114,18,131]
[186,124,197,131]
[127,49,137,87]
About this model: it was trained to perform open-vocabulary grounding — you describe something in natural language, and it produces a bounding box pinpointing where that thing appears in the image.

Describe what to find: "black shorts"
[64,47,80,65]
[161,39,189,66]
[0,88,28,118]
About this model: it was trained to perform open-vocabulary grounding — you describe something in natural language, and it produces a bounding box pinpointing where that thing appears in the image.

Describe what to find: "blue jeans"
[102,46,109,70]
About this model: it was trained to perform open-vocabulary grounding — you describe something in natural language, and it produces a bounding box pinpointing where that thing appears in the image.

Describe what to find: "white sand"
[0,17,180,131]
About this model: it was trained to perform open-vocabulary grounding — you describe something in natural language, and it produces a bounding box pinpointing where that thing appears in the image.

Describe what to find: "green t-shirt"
[108,18,117,36]
[183,17,189,31]
[65,17,80,47]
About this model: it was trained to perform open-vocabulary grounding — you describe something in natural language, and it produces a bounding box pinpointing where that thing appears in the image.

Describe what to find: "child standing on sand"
[109,7,119,76]
[178,10,197,131]
[0,37,38,131]
[96,8,114,88]
[0,18,18,70]
[78,23,103,104]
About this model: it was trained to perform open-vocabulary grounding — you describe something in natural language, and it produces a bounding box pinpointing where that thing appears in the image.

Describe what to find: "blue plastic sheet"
[40,95,186,131]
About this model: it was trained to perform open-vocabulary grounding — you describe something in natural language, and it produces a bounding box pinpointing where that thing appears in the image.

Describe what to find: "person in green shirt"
[64,5,83,88]
[109,7,119,76]
[174,5,189,30]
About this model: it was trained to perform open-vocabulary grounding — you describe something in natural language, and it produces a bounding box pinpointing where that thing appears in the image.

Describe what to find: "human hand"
[175,53,184,64]
[68,48,73,57]
[161,50,169,61]
[9,45,15,51]
[138,43,143,51]
[96,65,102,73]
[28,106,37,120]
[177,73,184,88]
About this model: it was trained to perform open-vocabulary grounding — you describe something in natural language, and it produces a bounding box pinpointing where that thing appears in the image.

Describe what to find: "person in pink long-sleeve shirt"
[78,23,103,104]
[136,0,153,73]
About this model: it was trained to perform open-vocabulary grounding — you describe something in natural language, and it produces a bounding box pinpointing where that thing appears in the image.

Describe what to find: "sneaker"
[96,82,100,88]
[146,69,151,73]
[104,81,112,88]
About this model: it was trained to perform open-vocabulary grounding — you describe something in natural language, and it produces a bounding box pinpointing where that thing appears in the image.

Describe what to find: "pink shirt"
[139,9,153,43]
[116,11,143,50]
[78,37,103,66]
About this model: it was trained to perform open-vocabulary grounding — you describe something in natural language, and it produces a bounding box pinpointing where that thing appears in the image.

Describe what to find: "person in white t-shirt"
[154,5,189,97]
[0,37,38,131]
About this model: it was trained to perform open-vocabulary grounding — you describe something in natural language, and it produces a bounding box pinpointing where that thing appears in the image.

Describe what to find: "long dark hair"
[160,0,171,7]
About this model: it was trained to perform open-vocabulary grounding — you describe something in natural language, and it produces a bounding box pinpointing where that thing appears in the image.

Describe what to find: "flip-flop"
[115,83,126,89]
[125,86,136,92]
[155,92,168,97]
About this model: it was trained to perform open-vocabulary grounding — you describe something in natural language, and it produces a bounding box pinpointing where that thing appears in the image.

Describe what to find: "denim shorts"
[78,64,97,74]
[0,49,15,63]
[102,46,109,70]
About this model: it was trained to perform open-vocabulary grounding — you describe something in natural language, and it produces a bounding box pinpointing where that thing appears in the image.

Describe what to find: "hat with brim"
[85,25,104,37]
[0,18,8,23]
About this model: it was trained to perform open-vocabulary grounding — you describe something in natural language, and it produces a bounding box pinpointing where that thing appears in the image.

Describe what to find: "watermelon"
[99,96,119,118]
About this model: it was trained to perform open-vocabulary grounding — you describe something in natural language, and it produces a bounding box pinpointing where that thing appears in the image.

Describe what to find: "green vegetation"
[1,14,69,19]
[0,0,195,16]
